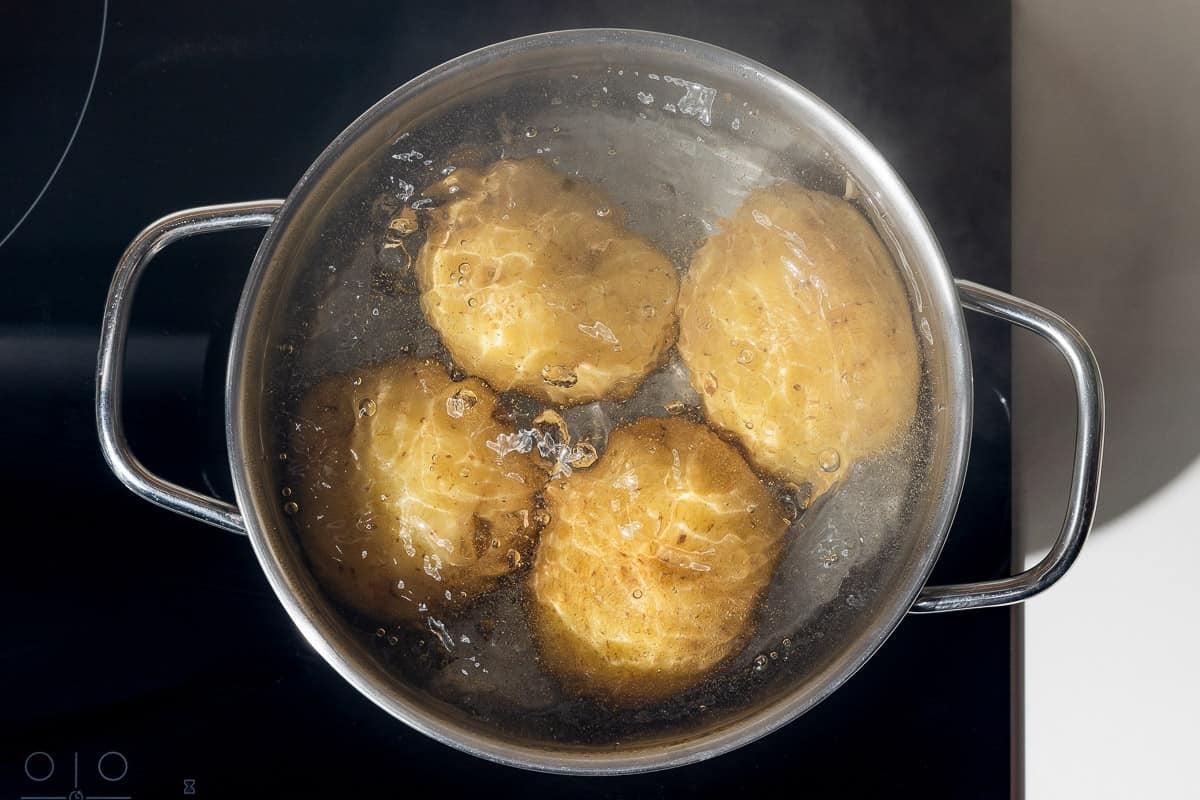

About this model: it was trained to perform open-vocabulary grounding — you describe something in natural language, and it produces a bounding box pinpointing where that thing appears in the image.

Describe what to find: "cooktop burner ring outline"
[0,0,107,250]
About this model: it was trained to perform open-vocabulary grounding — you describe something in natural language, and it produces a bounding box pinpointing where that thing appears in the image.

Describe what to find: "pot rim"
[226,28,972,775]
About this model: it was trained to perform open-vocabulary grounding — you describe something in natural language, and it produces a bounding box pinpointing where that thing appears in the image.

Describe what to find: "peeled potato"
[416,159,679,405]
[677,183,920,498]
[288,359,545,622]
[529,417,788,704]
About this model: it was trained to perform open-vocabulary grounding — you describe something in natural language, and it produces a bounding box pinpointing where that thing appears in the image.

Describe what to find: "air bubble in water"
[358,398,377,418]
[568,442,598,469]
[736,348,754,365]
[780,493,799,522]
[753,654,769,672]
[283,501,299,515]
[577,320,618,344]
[789,482,813,512]
[445,388,478,419]
[525,126,538,138]
[541,365,578,388]
[388,211,418,236]
[819,449,841,472]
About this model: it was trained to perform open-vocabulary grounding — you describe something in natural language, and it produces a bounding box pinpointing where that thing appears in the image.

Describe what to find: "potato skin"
[529,417,788,704]
[288,359,545,622]
[677,183,920,498]
[416,159,679,405]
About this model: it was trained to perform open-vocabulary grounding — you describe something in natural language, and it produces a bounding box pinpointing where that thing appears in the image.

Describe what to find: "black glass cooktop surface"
[0,1,1012,796]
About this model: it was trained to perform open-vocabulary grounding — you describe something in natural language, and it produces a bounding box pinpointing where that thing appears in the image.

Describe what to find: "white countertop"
[1014,1,1200,796]
[1023,458,1200,798]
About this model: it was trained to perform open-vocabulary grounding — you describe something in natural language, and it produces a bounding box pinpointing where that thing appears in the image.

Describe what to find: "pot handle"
[911,280,1104,612]
[96,201,284,535]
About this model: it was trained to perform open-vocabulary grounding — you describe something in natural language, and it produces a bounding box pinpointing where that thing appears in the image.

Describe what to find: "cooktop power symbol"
[19,750,131,800]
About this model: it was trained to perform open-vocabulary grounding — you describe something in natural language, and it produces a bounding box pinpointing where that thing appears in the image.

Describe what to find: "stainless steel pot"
[96,29,1103,774]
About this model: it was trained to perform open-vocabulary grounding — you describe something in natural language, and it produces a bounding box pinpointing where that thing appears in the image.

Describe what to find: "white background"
[1014,1,1200,797]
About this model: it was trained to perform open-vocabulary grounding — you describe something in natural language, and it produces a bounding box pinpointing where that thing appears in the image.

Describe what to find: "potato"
[677,183,920,498]
[416,159,679,405]
[288,359,545,622]
[529,417,788,704]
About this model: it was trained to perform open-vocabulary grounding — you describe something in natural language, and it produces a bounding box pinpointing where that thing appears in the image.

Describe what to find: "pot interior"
[230,29,969,772]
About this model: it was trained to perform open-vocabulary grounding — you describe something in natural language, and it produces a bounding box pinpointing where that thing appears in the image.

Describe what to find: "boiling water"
[269,65,936,748]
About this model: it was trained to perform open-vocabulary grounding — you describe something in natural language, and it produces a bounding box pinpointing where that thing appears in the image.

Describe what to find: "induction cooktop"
[0,1,1014,796]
